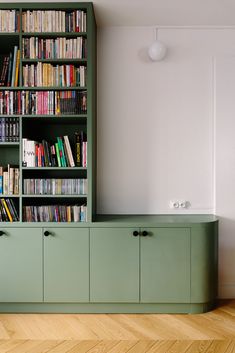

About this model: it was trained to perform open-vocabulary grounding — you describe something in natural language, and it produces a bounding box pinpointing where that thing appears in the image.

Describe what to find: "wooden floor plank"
[108,314,166,340]
[124,340,156,353]
[75,340,119,353]
[147,340,176,353]
[42,340,81,353]
[150,315,211,340]
[0,340,26,353]
[3,340,47,353]
[105,340,138,353]
[203,340,235,353]
[65,340,100,353]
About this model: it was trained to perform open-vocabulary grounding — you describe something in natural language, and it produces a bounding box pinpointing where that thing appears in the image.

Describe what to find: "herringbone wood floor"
[1,301,235,352]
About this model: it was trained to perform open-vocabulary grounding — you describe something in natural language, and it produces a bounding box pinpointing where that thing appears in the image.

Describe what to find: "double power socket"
[170,200,190,209]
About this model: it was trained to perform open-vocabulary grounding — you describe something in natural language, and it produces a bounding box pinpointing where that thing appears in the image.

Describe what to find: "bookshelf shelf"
[22,167,87,170]
[0,33,19,36]
[21,114,87,118]
[20,87,87,91]
[22,194,87,198]
[0,194,19,198]
[22,32,87,37]
[22,59,87,64]
[0,87,86,91]
[0,142,20,146]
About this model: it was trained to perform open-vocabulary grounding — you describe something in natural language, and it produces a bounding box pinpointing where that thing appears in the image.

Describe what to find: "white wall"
[215,57,235,298]
[97,27,235,298]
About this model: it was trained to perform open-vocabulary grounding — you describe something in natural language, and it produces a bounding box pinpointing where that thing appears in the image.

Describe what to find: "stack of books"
[0,165,19,195]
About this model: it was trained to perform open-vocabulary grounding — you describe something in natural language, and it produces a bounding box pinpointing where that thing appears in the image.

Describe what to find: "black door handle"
[133,230,139,237]
[0,230,5,236]
[44,231,51,237]
[142,231,148,236]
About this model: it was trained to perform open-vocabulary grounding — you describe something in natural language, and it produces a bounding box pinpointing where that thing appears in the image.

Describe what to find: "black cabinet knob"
[0,230,5,236]
[133,230,139,237]
[142,230,148,237]
[44,231,50,237]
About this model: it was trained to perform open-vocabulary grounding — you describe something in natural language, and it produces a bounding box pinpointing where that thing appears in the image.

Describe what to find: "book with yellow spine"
[1,198,13,222]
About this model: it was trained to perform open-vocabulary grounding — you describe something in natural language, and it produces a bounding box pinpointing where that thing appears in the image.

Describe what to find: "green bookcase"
[0,2,97,223]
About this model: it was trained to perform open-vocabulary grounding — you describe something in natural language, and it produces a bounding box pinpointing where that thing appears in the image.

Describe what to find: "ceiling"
[8,0,235,26]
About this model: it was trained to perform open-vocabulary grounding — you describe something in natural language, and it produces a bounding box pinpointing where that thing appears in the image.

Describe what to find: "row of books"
[0,165,19,195]
[0,46,20,87]
[0,10,19,32]
[22,10,87,33]
[23,64,86,88]
[0,117,19,142]
[23,204,87,222]
[22,133,87,168]
[0,90,87,115]
[0,198,19,222]
[22,37,87,60]
[23,178,87,195]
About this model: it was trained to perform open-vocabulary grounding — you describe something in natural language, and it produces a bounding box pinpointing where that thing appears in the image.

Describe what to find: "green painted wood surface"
[90,228,139,302]
[44,227,89,302]
[140,228,190,303]
[0,214,218,227]
[94,214,218,225]
[0,301,216,314]
[191,222,218,302]
[0,228,42,302]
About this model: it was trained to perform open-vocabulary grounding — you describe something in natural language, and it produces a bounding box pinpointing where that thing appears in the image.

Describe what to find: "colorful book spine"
[11,46,18,87]
[0,167,3,194]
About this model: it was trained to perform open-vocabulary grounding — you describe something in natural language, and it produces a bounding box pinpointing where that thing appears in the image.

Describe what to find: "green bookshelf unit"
[0,2,96,223]
[0,3,218,314]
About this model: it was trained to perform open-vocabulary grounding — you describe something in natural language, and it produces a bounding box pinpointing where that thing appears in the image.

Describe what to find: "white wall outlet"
[170,201,180,209]
[170,200,191,209]
[179,201,187,208]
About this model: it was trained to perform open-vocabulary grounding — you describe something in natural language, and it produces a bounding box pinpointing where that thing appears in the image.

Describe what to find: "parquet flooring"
[1,301,235,352]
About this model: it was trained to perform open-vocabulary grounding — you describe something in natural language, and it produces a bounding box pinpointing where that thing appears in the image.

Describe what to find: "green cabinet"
[0,228,42,302]
[0,227,89,303]
[140,228,190,303]
[44,227,89,302]
[90,227,190,304]
[0,216,218,313]
[90,228,139,302]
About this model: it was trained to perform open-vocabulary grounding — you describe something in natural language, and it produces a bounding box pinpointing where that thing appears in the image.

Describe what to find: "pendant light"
[148,28,167,61]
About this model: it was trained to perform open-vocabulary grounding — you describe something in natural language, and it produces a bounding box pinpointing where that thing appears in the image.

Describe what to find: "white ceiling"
[7,0,235,26]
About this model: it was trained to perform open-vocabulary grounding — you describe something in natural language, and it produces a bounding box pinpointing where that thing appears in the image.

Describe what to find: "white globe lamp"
[148,40,167,61]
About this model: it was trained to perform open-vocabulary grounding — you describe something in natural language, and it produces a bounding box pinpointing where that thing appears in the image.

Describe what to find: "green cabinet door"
[0,228,43,302]
[44,228,89,302]
[140,228,190,303]
[90,228,139,302]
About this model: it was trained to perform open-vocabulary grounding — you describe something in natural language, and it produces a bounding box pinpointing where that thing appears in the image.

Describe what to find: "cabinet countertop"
[0,214,218,227]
